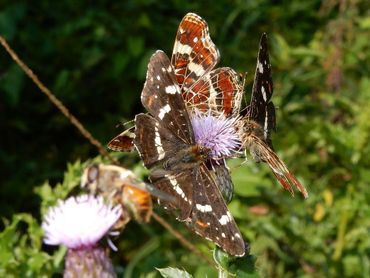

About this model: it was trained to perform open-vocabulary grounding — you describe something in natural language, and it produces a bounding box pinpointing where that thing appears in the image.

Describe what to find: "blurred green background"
[1,0,370,277]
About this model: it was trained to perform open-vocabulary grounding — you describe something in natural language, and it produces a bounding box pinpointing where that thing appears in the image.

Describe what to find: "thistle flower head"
[42,195,122,249]
[64,247,116,278]
[191,110,241,159]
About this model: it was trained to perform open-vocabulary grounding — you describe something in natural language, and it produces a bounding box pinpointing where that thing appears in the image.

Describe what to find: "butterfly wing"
[191,165,245,256]
[172,13,219,93]
[248,135,308,198]
[184,67,244,117]
[245,33,276,147]
[208,159,234,203]
[141,51,195,145]
[134,113,189,169]
[107,128,135,152]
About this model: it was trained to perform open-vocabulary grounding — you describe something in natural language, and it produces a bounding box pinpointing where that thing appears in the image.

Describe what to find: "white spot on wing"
[258,61,264,73]
[219,214,230,225]
[166,174,188,202]
[175,41,192,55]
[196,204,212,212]
[193,37,198,43]
[208,77,218,107]
[156,75,161,81]
[188,62,205,76]
[165,85,177,94]
[264,109,269,140]
[158,104,171,120]
[261,86,267,101]
[154,126,165,160]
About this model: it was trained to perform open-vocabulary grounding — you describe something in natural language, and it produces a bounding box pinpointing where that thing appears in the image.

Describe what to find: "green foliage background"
[1,0,370,277]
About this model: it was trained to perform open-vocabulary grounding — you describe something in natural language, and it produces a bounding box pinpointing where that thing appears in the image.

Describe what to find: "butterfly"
[133,50,246,257]
[240,33,308,198]
[81,164,157,229]
[206,33,308,198]
[108,13,243,202]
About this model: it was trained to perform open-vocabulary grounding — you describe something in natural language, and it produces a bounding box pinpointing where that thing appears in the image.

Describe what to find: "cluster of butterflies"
[84,13,308,257]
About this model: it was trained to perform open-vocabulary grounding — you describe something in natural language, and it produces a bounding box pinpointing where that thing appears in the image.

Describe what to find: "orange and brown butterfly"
[107,12,242,152]
[81,164,156,229]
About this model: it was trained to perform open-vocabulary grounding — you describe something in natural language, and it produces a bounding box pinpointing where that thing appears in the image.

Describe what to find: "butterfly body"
[239,120,268,162]
[163,144,210,170]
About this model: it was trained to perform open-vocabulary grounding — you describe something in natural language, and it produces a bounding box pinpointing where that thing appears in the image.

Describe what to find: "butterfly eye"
[243,122,251,132]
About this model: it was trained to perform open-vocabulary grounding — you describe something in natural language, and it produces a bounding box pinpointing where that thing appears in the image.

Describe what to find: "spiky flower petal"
[191,110,241,159]
[42,195,122,249]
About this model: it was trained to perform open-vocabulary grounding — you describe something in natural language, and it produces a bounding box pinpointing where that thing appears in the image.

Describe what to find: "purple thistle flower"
[42,194,122,249]
[64,247,116,278]
[191,110,241,159]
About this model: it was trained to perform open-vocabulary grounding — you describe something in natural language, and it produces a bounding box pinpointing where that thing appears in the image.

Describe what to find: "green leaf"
[156,267,193,278]
[213,247,260,278]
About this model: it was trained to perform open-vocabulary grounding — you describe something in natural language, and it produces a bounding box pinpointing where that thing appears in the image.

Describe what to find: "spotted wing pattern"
[171,13,219,92]
[109,13,238,203]
[240,33,308,198]
[243,33,275,147]
[183,67,244,118]
[172,13,243,117]
[134,51,245,256]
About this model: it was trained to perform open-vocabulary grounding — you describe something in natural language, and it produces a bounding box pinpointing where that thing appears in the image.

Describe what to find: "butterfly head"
[240,119,264,138]
[192,144,211,161]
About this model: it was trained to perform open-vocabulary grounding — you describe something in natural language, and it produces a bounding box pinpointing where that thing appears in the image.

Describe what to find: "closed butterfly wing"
[240,33,308,198]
